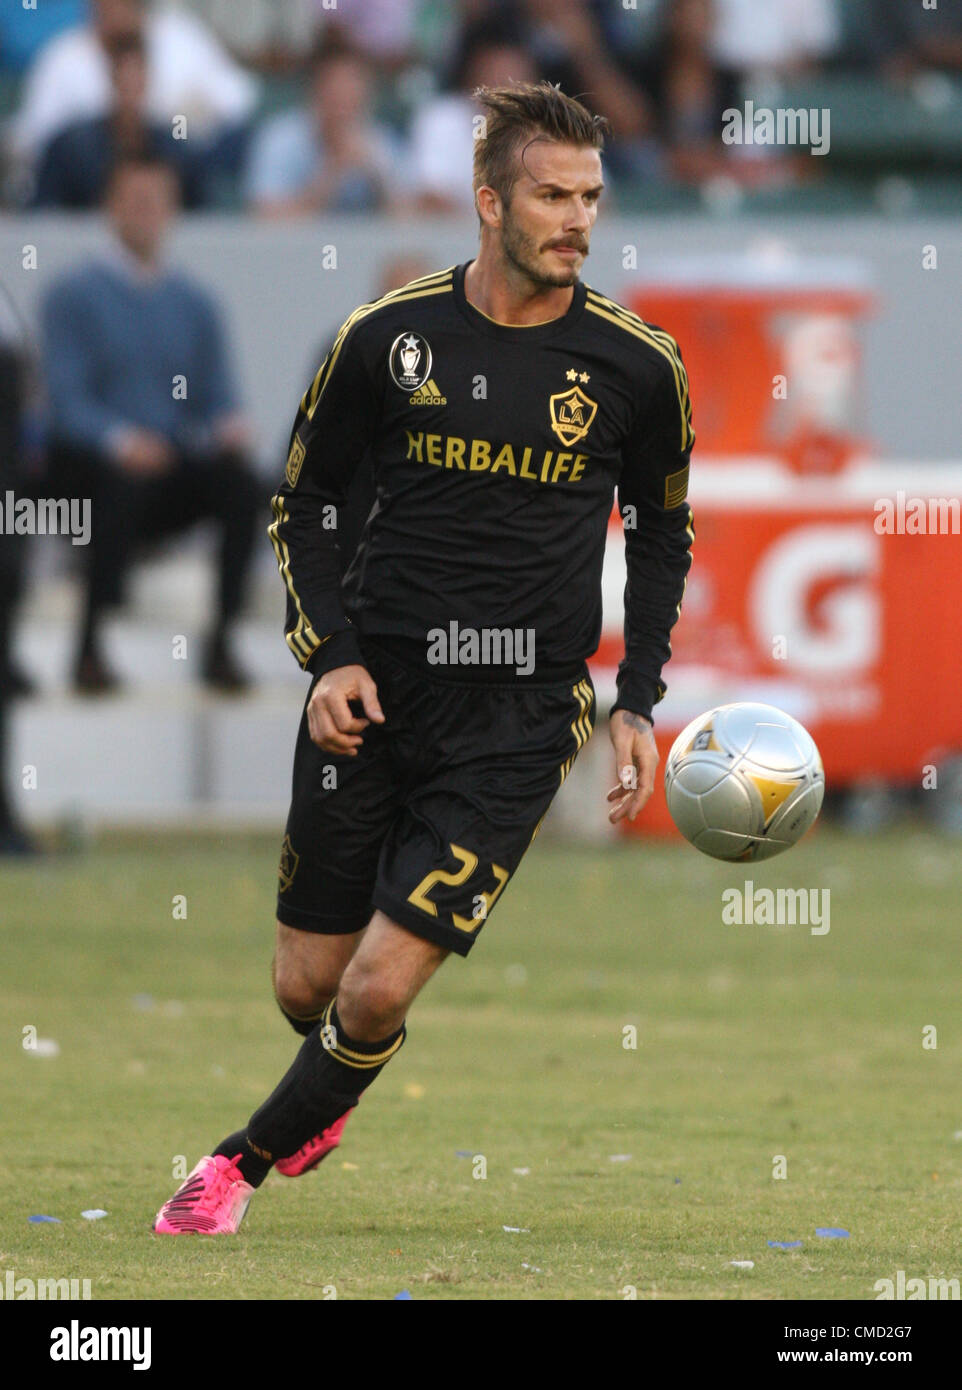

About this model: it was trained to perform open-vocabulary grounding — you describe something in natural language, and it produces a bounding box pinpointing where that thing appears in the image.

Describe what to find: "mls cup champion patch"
[389,332,433,391]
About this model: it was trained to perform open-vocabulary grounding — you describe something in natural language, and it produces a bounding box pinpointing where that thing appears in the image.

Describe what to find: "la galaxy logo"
[286,435,306,488]
[389,331,433,391]
[549,385,597,447]
[278,835,299,893]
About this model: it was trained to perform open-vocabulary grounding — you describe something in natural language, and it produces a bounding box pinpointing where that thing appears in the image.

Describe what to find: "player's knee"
[337,963,407,1039]
[272,959,336,1028]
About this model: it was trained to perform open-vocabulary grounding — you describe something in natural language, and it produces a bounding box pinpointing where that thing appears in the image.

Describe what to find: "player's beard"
[500,201,587,290]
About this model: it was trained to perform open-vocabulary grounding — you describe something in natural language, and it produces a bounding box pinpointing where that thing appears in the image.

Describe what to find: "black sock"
[246,999,405,1166]
[277,1000,327,1037]
[78,599,101,660]
[207,618,227,646]
[213,1130,273,1188]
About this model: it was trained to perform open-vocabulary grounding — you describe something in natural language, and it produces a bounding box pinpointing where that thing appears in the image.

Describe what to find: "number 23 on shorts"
[407,844,509,935]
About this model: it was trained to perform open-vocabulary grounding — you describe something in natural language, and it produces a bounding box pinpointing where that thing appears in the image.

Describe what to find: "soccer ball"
[664,702,824,861]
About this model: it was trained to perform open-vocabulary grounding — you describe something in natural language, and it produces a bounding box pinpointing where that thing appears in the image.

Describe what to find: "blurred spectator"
[700,0,840,189]
[0,0,85,76]
[12,0,259,180]
[311,0,420,72]
[0,692,31,854]
[626,0,740,184]
[41,154,262,694]
[410,4,658,208]
[159,0,318,69]
[32,32,204,209]
[0,312,35,854]
[710,0,840,83]
[245,32,408,217]
[0,297,36,701]
[518,0,653,173]
[409,17,537,213]
[173,0,425,73]
[870,0,962,79]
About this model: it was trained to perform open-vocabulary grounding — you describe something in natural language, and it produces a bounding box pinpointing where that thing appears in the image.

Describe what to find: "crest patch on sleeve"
[286,436,306,488]
[664,463,689,509]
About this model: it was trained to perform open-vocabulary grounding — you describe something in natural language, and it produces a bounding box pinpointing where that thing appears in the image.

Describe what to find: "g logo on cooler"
[749,523,880,675]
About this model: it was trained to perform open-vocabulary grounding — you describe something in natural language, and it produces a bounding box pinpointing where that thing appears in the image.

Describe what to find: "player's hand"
[213,412,253,455]
[114,428,175,476]
[307,664,385,756]
[607,709,658,823]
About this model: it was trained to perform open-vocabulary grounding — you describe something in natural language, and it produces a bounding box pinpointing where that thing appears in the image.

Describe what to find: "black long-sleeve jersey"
[269,262,694,721]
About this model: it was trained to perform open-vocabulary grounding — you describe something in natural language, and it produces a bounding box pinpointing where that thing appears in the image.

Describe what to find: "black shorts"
[276,637,596,957]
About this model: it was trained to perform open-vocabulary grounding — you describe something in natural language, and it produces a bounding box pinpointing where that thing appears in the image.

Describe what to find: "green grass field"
[2,823,959,1301]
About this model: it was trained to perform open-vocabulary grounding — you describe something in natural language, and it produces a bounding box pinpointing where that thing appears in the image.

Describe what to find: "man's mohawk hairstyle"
[472,79,609,200]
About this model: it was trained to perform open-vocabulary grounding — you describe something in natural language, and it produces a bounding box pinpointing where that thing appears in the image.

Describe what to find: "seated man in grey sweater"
[42,153,261,692]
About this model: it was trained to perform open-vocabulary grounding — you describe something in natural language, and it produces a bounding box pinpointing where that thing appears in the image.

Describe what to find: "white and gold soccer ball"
[664,702,825,861]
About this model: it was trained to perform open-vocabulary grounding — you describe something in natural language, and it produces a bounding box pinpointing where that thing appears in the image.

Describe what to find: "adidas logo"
[409,379,447,406]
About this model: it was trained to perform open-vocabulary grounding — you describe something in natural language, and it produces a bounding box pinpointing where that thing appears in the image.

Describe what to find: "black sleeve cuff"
[304,627,365,678]
[610,673,661,726]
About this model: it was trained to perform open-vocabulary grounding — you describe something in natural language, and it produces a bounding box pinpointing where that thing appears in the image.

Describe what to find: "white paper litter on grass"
[502,1225,531,1234]
[81,1209,108,1220]
[729,1260,754,1269]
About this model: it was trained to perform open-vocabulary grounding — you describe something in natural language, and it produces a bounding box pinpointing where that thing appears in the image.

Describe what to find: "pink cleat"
[153,1154,254,1234]
[275,1109,353,1176]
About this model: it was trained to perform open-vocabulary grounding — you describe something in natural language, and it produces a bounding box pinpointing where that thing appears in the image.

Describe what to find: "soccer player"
[154,81,695,1234]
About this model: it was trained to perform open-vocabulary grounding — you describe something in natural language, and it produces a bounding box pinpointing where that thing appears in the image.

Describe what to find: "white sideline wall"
[3,214,961,832]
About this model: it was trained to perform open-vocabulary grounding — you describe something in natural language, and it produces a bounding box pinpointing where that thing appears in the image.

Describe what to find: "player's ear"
[475,184,502,228]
